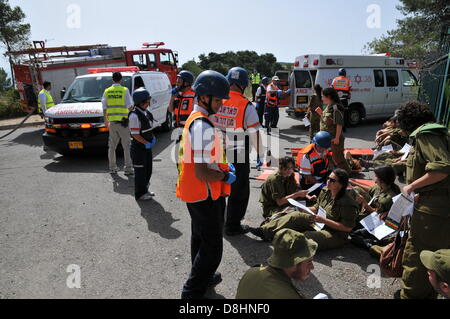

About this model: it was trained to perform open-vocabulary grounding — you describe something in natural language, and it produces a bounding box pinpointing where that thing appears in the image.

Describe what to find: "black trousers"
[225,162,251,230]
[131,143,153,200]
[252,84,259,102]
[265,106,279,129]
[182,197,226,299]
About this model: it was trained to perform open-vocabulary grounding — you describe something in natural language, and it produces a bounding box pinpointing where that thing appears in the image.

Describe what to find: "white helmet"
[272,76,280,81]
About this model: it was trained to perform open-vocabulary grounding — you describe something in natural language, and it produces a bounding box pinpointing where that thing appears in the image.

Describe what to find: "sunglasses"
[327,177,338,183]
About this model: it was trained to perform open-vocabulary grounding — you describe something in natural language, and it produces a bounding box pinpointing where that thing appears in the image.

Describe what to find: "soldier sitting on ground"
[236,229,319,299]
[251,169,359,252]
[259,157,315,219]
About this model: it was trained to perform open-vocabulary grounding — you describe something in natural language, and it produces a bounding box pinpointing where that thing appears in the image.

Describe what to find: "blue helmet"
[313,131,332,149]
[261,77,270,85]
[133,88,151,105]
[226,67,249,88]
[177,71,194,86]
[339,68,347,76]
[193,70,230,99]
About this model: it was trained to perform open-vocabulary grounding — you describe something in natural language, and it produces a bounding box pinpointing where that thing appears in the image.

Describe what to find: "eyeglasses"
[327,177,337,183]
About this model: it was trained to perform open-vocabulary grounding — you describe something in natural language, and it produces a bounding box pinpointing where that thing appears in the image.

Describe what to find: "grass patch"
[0,89,26,119]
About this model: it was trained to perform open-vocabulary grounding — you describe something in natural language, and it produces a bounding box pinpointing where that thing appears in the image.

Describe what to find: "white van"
[43,67,172,154]
[285,54,420,126]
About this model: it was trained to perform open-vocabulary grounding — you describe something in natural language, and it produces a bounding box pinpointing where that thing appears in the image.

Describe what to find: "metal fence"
[419,27,450,128]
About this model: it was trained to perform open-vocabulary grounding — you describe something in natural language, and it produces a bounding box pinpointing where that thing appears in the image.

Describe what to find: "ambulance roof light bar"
[87,66,140,74]
[142,42,165,48]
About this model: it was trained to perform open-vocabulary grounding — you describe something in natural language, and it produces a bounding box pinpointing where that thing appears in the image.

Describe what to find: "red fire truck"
[7,41,179,112]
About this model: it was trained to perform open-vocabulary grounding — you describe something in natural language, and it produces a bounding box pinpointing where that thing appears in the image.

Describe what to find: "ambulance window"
[132,54,148,70]
[374,70,384,87]
[160,52,175,66]
[402,70,418,87]
[148,53,156,68]
[294,71,312,88]
[386,70,399,87]
[134,76,145,90]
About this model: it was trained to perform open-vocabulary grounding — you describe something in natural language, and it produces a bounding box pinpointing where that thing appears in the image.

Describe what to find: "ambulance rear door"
[292,70,314,112]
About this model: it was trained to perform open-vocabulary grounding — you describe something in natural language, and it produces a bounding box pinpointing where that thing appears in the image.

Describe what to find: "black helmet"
[133,88,151,105]
[193,70,230,99]
[177,71,195,86]
[226,67,249,88]
[339,68,347,76]
[261,77,270,86]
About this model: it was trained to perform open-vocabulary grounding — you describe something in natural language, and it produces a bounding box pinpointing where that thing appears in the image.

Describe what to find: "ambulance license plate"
[297,96,308,104]
[295,107,307,112]
[69,141,83,150]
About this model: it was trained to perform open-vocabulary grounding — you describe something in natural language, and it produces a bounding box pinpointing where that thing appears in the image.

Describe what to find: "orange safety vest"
[212,91,254,130]
[297,144,331,181]
[266,83,279,107]
[174,89,196,128]
[332,76,351,92]
[176,112,231,203]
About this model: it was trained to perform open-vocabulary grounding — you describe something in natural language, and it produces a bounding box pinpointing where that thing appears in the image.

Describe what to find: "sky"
[1,0,404,76]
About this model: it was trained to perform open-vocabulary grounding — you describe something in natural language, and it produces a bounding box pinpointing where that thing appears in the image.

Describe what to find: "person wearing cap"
[129,89,157,201]
[212,67,264,236]
[169,71,196,128]
[255,77,270,125]
[260,157,310,219]
[306,84,324,141]
[236,229,317,299]
[177,70,237,299]
[298,131,334,193]
[250,169,359,251]
[102,72,134,175]
[265,76,290,132]
[420,249,450,299]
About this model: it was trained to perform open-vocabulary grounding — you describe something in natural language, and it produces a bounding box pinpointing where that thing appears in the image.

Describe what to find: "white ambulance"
[285,54,420,126]
[43,67,172,155]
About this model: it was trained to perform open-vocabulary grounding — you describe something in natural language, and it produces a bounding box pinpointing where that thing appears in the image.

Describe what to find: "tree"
[0,67,11,91]
[0,0,31,86]
[365,0,448,61]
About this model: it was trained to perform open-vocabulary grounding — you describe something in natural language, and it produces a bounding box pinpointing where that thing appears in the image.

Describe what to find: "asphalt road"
[0,109,401,299]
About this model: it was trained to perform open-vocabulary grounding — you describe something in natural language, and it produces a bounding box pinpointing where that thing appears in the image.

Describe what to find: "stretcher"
[350,179,376,189]
[290,148,374,158]
[255,170,300,184]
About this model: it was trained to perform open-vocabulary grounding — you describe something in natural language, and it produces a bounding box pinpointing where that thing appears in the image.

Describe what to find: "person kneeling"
[251,169,359,251]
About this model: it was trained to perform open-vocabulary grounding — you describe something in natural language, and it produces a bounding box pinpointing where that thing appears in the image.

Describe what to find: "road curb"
[0,121,45,131]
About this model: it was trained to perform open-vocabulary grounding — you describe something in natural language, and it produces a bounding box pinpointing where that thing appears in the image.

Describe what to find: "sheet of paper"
[360,212,385,234]
[303,117,311,127]
[387,193,414,226]
[399,143,412,155]
[307,183,324,194]
[287,198,315,215]
[373,224,397,241]
[312,207,327,231]
[382,145,394,152]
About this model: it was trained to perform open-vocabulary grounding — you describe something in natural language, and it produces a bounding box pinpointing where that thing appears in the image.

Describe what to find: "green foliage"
[181,60,204,77]
[0,88,25,119]
[0,67,11,91]
[0,0,31,52]
[196,51,283,77]
[365,0,447,60]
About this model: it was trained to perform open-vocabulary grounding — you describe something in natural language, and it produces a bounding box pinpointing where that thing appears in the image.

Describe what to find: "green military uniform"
[373,152,406,176]
[420,249,450,286]
[236,265,306,299]
[320,104,351,174]
[308,95,323,140]
[379,128,408,151]
[353,184,400,221]
[260,188,359,251]
[260,171,299,218]
[401,124,450,299]
[236,229,318,299]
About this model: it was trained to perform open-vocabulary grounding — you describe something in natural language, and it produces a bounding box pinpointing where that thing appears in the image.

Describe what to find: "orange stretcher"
[290,148,374,158]
[350,179,376,189]
[255,170,300,184]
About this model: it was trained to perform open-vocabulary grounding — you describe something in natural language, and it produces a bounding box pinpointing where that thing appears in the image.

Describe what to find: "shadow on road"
[138,199,182,240]
[313,244,377,271]
[225,234,273,267]
[295,273,331,299]
[6,128,44,148]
